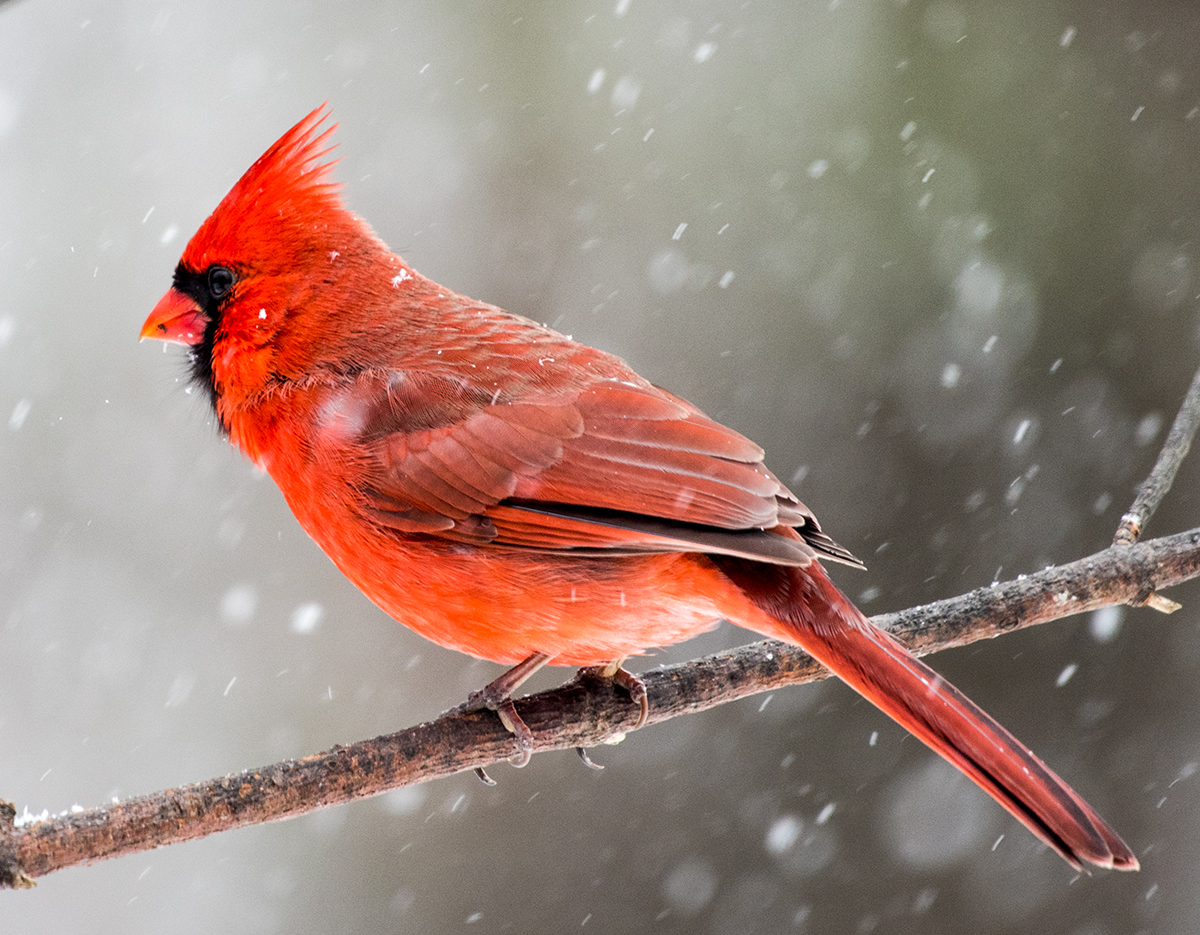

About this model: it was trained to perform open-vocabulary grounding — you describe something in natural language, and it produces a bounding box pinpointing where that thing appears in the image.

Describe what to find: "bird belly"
[287,495,731,665]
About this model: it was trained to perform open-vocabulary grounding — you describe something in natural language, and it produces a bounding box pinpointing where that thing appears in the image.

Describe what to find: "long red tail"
[714,557,1138,871]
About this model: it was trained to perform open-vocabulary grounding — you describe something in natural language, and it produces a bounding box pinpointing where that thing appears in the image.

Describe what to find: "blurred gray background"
[2,0,1199,932]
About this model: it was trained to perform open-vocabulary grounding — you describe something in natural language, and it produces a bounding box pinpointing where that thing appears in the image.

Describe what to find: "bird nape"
[140,104,1137,873]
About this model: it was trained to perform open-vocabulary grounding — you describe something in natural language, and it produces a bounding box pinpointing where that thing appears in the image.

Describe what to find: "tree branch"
[6,362,1200,891]
[3,525,1200,889]
[1115,363,1200,545]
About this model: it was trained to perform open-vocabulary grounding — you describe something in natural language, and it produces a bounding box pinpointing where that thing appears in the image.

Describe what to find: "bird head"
[140,104,389,413]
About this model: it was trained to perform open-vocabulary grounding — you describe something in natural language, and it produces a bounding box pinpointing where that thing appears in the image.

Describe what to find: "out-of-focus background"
[2,0,1198,931]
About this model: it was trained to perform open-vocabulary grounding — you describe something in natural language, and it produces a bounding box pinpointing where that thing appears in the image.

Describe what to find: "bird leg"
[458,651,552,768]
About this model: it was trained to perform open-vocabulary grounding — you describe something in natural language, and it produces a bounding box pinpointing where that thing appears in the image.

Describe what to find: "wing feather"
[515,449,780,529]
[486,502,819,565]
[323,358,859,568]
[423,434,519,500]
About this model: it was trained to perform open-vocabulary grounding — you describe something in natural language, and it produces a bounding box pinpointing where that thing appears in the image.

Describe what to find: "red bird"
[142,106,1137,872]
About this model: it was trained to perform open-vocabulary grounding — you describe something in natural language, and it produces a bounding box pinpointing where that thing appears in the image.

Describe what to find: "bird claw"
[474,766,498,786]
[577,662,649,729]
[576,746,604,770]
[496,698,535,767]
[457,693,535,769]
[610,666,649,729]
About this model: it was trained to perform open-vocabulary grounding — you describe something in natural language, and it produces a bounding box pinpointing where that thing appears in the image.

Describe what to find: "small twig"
[5,525,1200,889]
[1115,363,1200,545]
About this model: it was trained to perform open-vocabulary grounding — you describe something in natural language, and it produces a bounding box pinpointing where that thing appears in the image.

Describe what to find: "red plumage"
[142,105,1137,872]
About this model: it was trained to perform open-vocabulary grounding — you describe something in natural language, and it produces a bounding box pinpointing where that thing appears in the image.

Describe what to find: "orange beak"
[140,289,207,345]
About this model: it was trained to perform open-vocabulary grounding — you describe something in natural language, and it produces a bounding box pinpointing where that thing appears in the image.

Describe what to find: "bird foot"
[576,661,649,729]
[572,662,646,770]
[610,666,649,729]
[452,652,551,768]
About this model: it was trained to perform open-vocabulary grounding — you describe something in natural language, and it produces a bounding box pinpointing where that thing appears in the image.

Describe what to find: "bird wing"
[330,353,860,568]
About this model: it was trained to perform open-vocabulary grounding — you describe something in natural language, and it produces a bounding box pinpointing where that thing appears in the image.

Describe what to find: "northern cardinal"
[141,105,1137,872]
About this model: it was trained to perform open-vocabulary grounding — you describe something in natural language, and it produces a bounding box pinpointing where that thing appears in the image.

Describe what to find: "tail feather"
[806,608,1136,870]
[716,557,1138,871]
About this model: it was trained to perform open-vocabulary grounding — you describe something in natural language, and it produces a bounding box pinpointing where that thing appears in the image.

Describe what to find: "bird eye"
[207,265,235,299]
